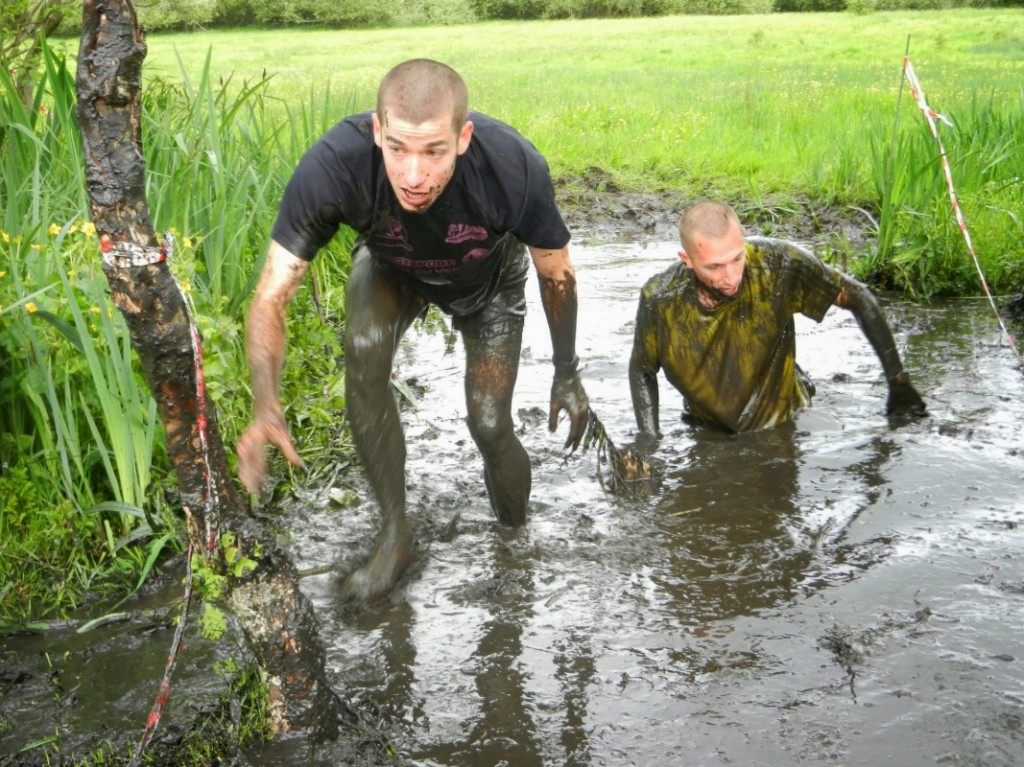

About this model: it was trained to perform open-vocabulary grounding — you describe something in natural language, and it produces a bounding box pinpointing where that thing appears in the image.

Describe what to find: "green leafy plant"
[857,92,1024,297]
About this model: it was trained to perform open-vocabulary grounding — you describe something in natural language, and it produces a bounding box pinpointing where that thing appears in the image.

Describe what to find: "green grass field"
[99,10,1024,202]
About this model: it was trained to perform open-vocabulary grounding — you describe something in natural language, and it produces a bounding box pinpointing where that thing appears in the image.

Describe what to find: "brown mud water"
[3,237,1024,765]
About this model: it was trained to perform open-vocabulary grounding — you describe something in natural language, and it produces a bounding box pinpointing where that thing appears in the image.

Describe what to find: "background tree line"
[135,0,1019,31]
[4,0,1022,41]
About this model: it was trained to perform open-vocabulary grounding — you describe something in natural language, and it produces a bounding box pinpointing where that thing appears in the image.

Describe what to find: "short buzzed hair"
[376,59,469,133]
[678,200,742,254]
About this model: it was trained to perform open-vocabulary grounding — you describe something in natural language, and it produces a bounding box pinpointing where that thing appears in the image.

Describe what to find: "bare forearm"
[539,273,578,370]
[245,241,308,415]
[530,246,578,369]
[246,299,287,414]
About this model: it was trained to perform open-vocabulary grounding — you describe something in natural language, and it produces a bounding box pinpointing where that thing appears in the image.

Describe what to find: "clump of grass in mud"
[0,222,181,624]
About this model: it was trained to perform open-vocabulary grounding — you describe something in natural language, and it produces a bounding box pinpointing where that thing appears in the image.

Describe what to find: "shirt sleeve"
[792,248,845,323]
[510,143,571,250]
[270,116,375,261]
[472,116,570,251]
[630,281,662,375]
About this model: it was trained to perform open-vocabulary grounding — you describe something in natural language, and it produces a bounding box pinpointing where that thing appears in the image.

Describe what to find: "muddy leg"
[463,321,530,527]
[341,247,423,602]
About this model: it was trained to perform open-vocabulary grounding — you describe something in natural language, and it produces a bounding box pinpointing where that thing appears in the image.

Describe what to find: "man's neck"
[695,282,723,311]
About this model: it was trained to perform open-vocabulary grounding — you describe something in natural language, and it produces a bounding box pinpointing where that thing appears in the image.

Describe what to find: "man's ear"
[457,120,474,155]
[371,112,383,148]
[678,249,692,268]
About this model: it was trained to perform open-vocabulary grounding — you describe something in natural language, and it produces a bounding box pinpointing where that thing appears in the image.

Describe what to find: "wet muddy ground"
[3,220,1024,766]
[272,236,1024,765]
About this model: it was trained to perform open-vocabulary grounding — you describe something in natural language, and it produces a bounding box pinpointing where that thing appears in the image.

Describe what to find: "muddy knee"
[469,418,530,526]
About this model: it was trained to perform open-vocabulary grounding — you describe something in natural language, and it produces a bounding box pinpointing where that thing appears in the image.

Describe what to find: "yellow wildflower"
[1,231,8,243]
[49,223,61,236]
[26,302,38,313]
[82,222,96,237]
[183,237,193,249]
[90,306,101,315]
[0,271,6,278]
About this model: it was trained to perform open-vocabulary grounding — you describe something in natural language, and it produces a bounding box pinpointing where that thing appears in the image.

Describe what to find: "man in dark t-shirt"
[237,59,589,602]
[629,200,927,435]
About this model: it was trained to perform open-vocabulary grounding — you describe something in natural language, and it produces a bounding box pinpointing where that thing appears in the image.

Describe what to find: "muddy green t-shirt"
[631,237,844,432]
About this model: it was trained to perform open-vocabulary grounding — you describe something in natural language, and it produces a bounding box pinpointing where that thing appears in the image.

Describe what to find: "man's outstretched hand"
[550,370,589,452]
[237,409,305,493]
[886,372,927,422]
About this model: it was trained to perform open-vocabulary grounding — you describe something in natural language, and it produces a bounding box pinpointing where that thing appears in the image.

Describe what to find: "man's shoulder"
[745,236,844,301]
[746,236,815,262]
[317,111,375,151]
[641,260,689,298]
[467,111,522,137]
[465,111,543,161]
[293,111,376,178]
[746,236,830,278]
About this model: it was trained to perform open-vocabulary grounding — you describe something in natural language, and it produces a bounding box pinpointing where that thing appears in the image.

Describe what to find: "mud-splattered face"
[680,219,746,302]
[372,107,473,213]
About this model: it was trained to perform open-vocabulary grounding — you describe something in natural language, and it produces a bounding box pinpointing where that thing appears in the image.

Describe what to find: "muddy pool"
[3,238,1023,766]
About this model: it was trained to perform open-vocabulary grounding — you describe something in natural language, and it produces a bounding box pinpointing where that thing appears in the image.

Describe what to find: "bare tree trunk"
[74,0,342,740]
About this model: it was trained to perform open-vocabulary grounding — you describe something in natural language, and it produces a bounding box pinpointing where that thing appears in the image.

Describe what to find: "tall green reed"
[1,40,362,619]
[143,50,279,315]
[858,92,1024,298]
[139,54,360,445]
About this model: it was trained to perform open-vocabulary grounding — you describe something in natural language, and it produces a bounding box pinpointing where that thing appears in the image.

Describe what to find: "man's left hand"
[550,370,589,451]
[886,372,927,421]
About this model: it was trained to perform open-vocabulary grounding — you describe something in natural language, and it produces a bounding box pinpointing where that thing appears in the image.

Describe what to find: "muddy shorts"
[450,249,528,342]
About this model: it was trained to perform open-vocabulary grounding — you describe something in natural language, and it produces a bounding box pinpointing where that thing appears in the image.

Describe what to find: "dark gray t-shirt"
[271,111,570,315]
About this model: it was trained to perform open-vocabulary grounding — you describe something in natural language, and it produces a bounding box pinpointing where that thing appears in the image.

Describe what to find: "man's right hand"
[886,372,927,422]
[550,369,589,452]
[237,410,305,493]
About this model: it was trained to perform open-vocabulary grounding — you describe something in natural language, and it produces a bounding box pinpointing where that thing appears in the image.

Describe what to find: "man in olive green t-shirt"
[629,200,926,435]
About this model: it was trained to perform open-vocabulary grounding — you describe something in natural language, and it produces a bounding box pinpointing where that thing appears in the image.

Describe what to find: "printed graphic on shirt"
[446,224,488,245]
[377,218,413,252]
[391,256,458,272]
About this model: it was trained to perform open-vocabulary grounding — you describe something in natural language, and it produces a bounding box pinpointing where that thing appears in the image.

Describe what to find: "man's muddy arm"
[237,240,310,492]
[629,351,661,438]
[835,277,926,418]
[529,244,589,450]
[628,291,662,438]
